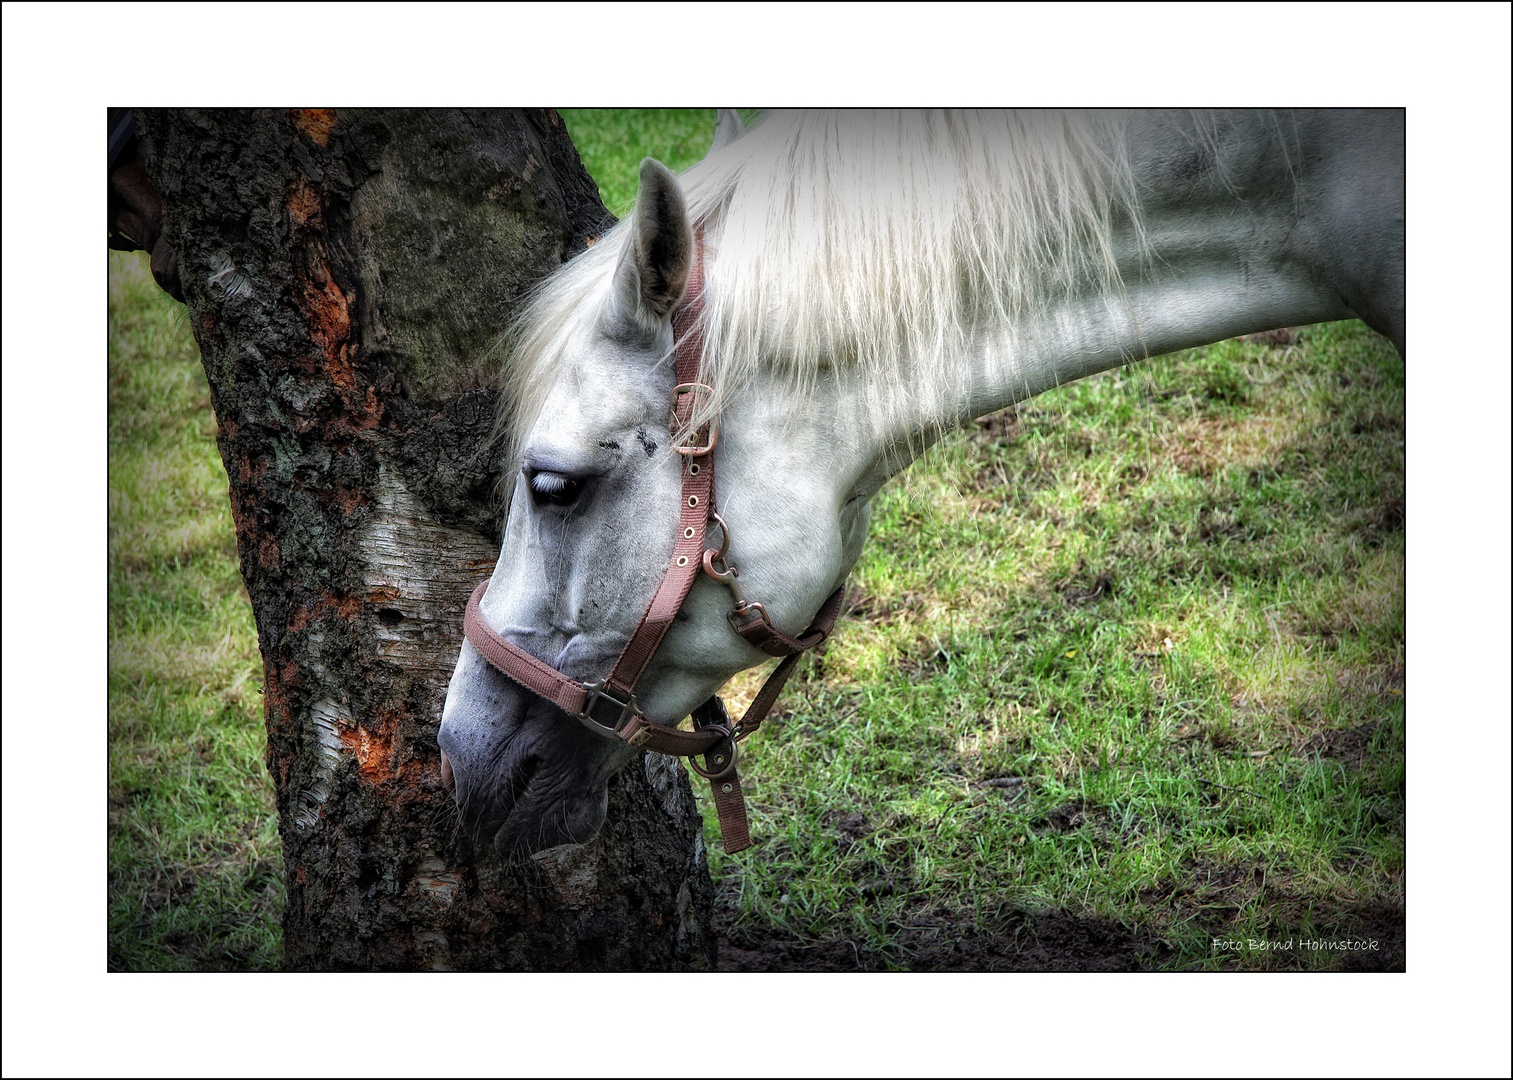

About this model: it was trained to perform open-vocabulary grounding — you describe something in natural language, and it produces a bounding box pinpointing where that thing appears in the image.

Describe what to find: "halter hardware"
[702,549,746,605]
[670,382,718,455]
[728,600,768,633]
[685,724,738,780]
[575,680,645,739]
[460,231,844,854]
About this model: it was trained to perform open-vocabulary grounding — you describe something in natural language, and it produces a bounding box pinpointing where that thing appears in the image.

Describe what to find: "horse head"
[439,139,869,859]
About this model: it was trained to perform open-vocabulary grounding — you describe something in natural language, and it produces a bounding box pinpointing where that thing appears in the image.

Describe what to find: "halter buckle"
[670,383,718,456]
[575,679,644,738]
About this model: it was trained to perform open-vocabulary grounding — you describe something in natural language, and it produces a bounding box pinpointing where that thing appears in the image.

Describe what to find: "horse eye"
[526,469,583,507]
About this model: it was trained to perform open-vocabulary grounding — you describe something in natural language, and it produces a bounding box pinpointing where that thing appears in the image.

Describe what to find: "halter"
[462,234,843,853]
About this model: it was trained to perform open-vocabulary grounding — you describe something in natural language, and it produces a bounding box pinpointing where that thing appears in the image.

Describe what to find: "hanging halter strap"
[463,233,843,853]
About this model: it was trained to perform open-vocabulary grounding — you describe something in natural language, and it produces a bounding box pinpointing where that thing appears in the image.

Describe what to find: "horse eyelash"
[529,472,570,494]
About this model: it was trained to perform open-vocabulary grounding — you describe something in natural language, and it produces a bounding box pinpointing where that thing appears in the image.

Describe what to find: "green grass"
[108,252,282,971]
[706,323,1405,970]
[109,110,1404,971]
[559,109,762,217]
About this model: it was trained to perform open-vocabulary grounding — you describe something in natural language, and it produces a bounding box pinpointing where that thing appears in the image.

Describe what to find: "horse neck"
[843,109,1393,501]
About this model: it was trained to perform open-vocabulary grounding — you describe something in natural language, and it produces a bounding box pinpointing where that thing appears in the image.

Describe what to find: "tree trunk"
[137,108,717,971]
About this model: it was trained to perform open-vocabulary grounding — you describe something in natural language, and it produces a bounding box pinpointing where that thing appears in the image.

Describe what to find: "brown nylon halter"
[463,234,843,853]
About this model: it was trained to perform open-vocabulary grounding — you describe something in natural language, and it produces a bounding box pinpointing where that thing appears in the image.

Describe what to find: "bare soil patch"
[717,910,1160,972]
[1298,720,1384,769]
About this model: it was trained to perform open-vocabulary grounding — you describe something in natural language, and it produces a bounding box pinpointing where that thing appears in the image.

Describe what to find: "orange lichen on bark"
[342,724,398,784]
[287,593,364,633]
[287,176,324,228]
[301,269,362,398]
[287,171,384,433]
[293,108,337,146]
[337,704,412,785]
[310,291,352,374]
[301,269,382,432]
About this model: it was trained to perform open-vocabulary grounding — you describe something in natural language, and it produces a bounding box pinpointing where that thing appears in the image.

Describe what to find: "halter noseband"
[462,233,843,853]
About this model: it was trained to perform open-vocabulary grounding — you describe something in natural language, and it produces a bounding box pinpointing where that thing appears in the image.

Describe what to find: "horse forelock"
[497,109,1148,473]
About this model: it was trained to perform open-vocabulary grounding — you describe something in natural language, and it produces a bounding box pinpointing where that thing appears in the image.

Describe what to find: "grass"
[706,322,1405,970]
[559,109,762,217]
[108,110,1405,971]
[108,252,282,971]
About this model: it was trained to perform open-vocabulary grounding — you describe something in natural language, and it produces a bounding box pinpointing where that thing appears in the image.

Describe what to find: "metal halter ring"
[686,724,739,780]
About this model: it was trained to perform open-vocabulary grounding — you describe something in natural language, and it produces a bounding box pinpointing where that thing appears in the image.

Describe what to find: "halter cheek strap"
[461,233,844,854]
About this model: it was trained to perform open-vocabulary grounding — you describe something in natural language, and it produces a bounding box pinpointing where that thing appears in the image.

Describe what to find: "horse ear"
[613,157,692,322]
[710,108,745,153]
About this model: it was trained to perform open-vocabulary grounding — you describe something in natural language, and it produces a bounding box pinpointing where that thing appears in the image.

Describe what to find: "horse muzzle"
[438,649,633,859]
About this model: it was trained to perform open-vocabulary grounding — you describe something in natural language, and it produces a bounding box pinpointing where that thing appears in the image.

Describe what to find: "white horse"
[439,109,1403,857]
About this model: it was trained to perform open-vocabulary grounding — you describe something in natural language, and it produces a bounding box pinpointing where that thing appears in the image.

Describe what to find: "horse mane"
[498,110,1141,469]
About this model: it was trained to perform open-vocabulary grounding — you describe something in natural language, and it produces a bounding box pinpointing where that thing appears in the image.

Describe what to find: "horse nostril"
[440,748,455,793]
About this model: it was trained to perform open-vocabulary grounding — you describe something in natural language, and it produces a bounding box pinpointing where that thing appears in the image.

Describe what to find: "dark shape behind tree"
[135,108,716,970]
[109,108,182,300]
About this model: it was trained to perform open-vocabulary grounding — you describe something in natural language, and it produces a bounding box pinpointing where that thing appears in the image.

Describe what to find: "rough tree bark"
[137,108,717,971]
